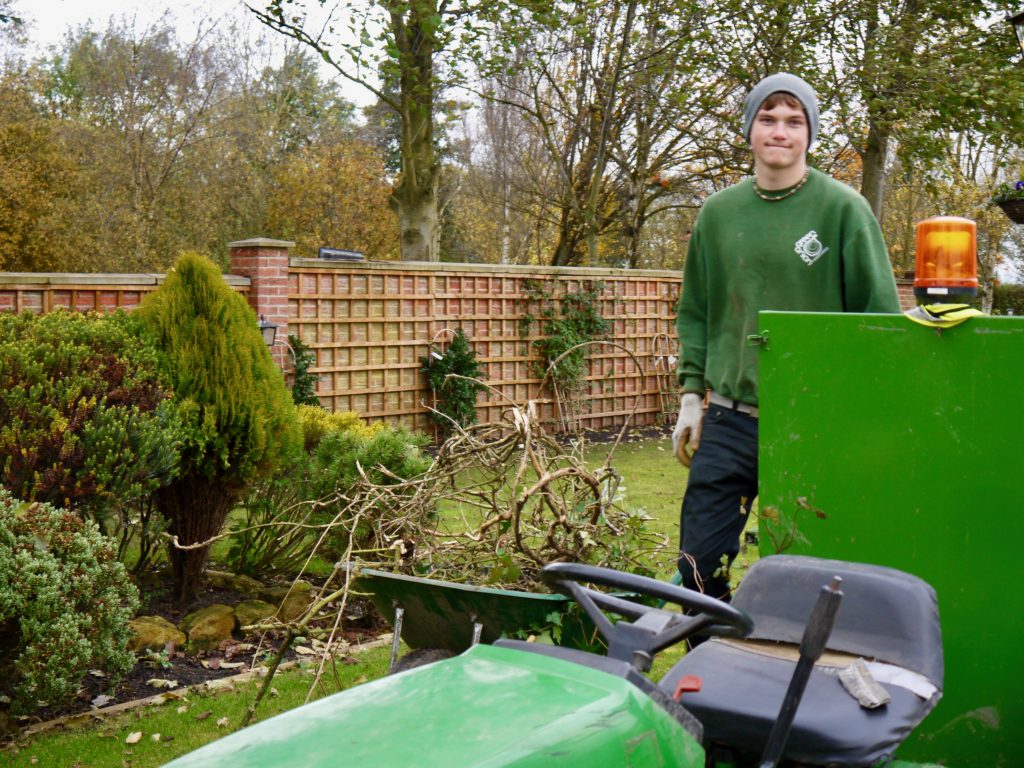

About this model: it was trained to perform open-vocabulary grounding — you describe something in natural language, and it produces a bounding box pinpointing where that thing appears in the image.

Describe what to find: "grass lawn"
[579,428,760,580]
[2,647,392,768]
[5,428,759,764]
[582,429,685,548]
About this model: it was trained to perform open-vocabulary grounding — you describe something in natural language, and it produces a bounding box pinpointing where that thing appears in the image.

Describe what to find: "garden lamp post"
[1011,9,1024,59]
[258,314,278,348]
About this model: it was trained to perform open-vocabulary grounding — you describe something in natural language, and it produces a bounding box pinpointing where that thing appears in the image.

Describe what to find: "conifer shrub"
[137,252,302,603]
[309,423,432,558]
[0,309,182,532]
[296,405,385,450]
[0,491,139,715]
[310,424,431,499]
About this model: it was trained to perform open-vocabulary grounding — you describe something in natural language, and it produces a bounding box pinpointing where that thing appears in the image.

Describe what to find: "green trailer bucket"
[757,310,1024,766]
[356,568,604,654]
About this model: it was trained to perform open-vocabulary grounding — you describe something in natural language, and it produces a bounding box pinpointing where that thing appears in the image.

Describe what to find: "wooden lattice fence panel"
[287,260,682,433]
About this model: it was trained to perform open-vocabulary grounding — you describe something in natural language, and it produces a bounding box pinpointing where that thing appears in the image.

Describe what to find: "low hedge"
[0,491,139,715]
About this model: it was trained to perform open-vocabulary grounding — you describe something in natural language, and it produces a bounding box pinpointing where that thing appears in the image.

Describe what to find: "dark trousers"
[678,404,758,601]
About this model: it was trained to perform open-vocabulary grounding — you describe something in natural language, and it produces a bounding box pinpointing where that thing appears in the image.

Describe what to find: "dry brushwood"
[186,343,671,722]
[235,395,670,724]
[168,341,667,590]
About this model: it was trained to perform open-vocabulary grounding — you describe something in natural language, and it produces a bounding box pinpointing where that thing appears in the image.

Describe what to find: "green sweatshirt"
[677,168,900,405]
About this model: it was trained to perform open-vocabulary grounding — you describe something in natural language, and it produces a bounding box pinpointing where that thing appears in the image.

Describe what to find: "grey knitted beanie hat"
[742,73,819,148]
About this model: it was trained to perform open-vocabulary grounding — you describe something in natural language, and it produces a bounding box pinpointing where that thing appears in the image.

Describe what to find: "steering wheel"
[541,562,753,670]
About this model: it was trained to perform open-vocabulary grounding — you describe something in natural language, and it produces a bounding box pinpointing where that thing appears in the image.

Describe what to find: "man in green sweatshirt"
[672,73,900,602]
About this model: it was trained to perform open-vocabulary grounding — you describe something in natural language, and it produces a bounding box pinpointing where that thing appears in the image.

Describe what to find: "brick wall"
[0,272,251,315]
[897,279,915,311]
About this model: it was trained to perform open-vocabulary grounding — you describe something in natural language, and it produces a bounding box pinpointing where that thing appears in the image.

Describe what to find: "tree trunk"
[157,471,238,606]
[981,279,994,314]
[860,119,889,221]
[393,188,439,263]
[552,201,584,266]
[622,173,645,268]
[500,180,512,265]
[389,0,441,262]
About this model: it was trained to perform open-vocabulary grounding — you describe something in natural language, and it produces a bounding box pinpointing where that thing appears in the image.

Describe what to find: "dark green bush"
[421,328,485,437]
[310,424,432,558]
[137,252,302,603]
[993,283,1024,316]
[311,423,432,495]
[0,309,182,532]
[288,334,321,406]
[0,491,139,715]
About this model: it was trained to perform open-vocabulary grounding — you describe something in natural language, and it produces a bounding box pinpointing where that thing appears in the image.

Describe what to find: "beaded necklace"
[752,170,810,202]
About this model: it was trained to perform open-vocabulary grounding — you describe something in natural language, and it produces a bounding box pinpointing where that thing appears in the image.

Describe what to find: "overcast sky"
[15,0,247,49]
[9,0,375,106]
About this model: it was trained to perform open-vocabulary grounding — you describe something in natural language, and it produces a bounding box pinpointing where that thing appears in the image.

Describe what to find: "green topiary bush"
[0,490,139,716]
[0,309,182,533]
[137,252,302,604]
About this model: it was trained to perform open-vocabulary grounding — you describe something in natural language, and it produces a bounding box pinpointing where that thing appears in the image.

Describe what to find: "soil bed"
[15,575,386,731]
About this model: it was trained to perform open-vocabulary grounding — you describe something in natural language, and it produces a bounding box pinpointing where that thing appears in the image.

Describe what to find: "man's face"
[749,100,808,172]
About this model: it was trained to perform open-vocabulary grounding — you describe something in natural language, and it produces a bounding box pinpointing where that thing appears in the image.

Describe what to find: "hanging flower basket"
[993,180,1024,224]
[998,198,1024,225]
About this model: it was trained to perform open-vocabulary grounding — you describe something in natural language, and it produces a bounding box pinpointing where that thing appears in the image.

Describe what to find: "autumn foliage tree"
[267,138,400,259]
[138,252,301,604]
[0,70,79,272]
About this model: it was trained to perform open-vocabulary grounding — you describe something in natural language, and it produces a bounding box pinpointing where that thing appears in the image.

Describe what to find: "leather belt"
[708,390,759,419]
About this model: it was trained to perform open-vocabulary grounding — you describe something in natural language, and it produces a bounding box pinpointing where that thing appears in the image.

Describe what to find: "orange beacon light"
[913,216,978,303]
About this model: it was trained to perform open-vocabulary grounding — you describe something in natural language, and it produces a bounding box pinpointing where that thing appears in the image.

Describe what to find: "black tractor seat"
[660,555,943,767]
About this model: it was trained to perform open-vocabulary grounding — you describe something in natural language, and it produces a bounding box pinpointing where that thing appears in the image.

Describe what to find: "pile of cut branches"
[258,396,669,592]
[196,360,671,724]
[383,401,669,588]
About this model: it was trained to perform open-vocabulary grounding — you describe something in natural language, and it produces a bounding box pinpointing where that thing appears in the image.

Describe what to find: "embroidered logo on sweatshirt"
[794,230,829,265]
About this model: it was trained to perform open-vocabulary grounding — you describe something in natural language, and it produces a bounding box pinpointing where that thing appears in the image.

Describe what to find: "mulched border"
[12,635,392,741]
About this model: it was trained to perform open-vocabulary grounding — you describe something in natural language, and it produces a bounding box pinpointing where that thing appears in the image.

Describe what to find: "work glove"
[672,392,704,467]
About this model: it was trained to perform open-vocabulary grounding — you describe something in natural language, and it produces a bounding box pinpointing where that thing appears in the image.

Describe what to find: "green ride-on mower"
[163,554,943,768]
[168,303,1024,767]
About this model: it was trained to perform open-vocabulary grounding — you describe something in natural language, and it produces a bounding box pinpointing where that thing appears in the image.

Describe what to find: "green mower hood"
[163,643,704,768]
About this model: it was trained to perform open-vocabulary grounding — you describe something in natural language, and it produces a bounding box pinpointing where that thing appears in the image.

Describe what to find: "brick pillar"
[896,277,916,311]
[229,238,293,369]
